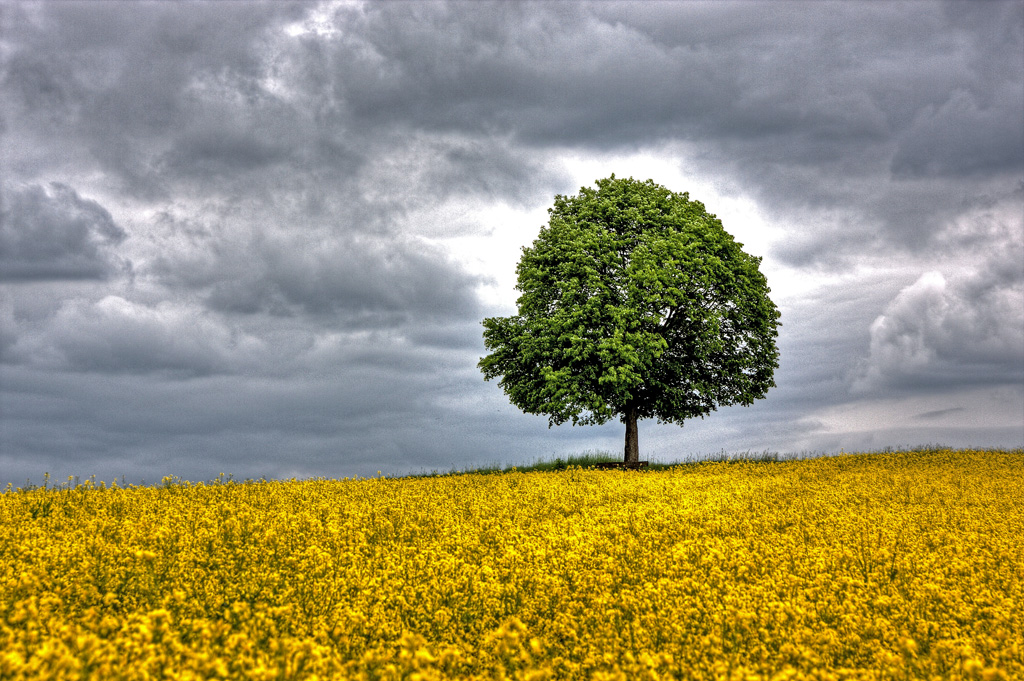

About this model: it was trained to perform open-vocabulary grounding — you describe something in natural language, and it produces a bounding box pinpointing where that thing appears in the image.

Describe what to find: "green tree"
[479,176,781,463]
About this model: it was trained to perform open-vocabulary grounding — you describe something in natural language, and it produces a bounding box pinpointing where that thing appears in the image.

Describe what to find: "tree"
[479,176,781,463]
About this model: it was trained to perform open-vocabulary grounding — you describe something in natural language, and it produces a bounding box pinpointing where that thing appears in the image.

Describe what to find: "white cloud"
[853,268,1024,393]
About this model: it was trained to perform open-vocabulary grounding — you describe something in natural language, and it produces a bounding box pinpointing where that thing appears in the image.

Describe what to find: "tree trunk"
[623,405,639,463]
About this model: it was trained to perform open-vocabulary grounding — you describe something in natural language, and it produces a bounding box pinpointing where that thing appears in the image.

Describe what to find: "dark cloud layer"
[152,226,483,323]
[1,1,1021,484]
[0,183,128,281]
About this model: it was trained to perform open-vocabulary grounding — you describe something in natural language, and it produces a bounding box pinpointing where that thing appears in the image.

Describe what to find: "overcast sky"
[1,0,1022,484]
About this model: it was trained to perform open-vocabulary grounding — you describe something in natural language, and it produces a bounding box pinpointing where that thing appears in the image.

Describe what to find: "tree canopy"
[479,176,781,462]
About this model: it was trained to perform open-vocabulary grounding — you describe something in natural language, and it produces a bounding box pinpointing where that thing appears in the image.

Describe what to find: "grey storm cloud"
[200,233,484,322]
[915,407,966,421]
[2,1,307,195]
[0,183,128,281]
[853,265,1024,395]
[5,1,1021,237]
[315,2,1021,157]
[142,206,485,324]
[891,86,1024,179]
[0,0,1021,485]
[7,295,264,377]
[288,0,1022,266]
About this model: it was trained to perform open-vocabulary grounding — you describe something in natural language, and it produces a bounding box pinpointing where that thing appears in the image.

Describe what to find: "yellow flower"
[0,448,1020,680]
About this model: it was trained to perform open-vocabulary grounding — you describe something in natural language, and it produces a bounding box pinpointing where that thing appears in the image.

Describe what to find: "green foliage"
[479,176,781,429]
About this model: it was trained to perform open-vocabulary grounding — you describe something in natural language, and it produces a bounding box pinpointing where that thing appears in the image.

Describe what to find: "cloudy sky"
[1,0,1022,484]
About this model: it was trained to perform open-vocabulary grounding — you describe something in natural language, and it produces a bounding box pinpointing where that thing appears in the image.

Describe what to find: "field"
[1,449,1021,680]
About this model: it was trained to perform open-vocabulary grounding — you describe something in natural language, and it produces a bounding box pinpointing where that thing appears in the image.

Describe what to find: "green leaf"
[479,176,781,431]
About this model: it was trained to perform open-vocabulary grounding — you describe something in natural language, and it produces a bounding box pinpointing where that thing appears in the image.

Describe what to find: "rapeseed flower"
[0,449,1021,679]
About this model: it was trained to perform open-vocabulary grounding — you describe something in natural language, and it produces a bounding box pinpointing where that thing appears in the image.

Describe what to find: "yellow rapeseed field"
[1,449,1021,680]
